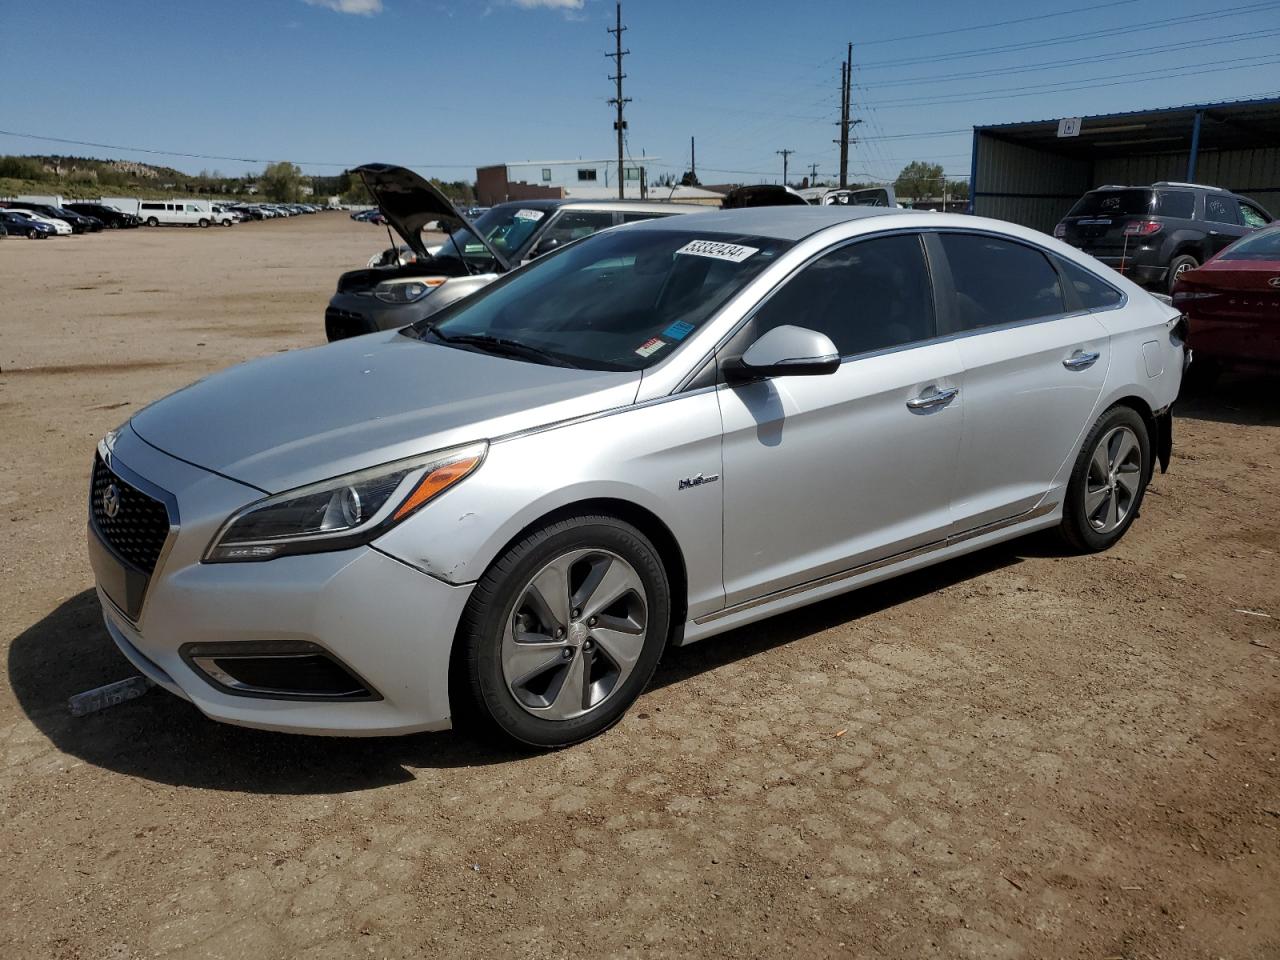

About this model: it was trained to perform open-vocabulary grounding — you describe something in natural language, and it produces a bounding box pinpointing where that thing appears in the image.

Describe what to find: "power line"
[878,55,1280,109]
[854,0,1139,46]
[859,26,1280,89]
[857,0,1280,69]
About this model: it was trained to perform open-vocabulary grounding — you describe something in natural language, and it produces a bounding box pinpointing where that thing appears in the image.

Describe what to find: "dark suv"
[1054,182,1272,292]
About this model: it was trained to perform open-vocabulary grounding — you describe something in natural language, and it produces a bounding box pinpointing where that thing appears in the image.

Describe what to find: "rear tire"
[1167,254,1199,292]
[1058,406,1151,553]
[456,514,671,748]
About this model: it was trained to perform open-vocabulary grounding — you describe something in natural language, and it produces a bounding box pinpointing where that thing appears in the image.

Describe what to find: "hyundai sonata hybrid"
[89,207,1185,747]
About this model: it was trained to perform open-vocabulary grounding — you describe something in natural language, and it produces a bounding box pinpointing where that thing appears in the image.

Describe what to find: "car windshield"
[432,206,548,268]
[1219,228,1280,261]
[407,228,792,371]
[1067,189,1154,218]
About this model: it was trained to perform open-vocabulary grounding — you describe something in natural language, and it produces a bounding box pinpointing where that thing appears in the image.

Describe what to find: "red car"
[1173,224,1280,373]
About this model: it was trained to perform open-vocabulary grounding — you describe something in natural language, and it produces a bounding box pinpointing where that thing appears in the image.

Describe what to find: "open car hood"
[355,163,510,271]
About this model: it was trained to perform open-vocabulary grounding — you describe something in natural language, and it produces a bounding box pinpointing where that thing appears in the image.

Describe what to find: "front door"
[718,232,963,607]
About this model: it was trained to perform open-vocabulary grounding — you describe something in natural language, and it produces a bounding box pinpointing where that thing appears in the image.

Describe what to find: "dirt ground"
[0,214,1277,960]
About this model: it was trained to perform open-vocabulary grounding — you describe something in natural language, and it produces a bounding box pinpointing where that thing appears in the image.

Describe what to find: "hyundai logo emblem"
[102,483,122,519]
[1269,277,1280,289]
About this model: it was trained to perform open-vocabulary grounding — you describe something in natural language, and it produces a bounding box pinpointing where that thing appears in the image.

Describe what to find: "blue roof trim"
[972,94,1280,133]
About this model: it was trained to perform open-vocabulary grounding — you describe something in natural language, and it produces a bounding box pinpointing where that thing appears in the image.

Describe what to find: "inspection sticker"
[675,239,759,263]
[635,337,667,358]
[663,320,694,340]
[514,209,545,221]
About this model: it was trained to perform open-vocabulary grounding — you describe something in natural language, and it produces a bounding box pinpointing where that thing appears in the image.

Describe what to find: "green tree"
[893,161,944,201]
[945,179,969,200]
[261,161,304,202]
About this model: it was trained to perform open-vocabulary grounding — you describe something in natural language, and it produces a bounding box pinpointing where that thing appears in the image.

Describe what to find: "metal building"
[971,96,1280,233]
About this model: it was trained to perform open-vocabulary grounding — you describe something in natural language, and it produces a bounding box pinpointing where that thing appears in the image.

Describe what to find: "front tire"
[146,217,158,227]
[457,514,671,748]
[198,218,210,228]
[1058,406,1151,553]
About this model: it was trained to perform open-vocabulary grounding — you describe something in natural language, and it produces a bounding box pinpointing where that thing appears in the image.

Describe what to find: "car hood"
[129,332,641,493]
[356,163,510,271]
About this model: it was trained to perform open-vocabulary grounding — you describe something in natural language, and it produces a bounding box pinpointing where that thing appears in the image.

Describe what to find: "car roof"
[622,205,913,241]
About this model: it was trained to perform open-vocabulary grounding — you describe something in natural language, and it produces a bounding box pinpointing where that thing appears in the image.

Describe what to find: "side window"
[1054,257,1123,311]
[1240,203,1269,229]
[938,233,1065,330]
[753,233,936,357]
[1155,190,1194,219]
[539,210,615,245]
[1204,194,1240,225]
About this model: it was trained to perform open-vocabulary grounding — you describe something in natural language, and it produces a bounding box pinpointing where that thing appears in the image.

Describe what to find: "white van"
[138,200,213,228]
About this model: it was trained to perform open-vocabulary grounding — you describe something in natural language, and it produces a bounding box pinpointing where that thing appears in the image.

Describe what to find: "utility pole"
[833,42,858,189]
[776,148,794,185]
[808,161,819,185]
[690,136,696,183]
[607,2,630,200]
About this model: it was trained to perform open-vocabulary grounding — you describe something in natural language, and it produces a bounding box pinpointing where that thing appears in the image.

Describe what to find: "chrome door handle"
[906,386,959,409]
[1063,351,1101,370]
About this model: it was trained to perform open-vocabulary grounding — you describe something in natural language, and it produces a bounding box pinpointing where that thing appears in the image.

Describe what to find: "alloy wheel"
[501,549,648,721]
[1084,425,1143,533]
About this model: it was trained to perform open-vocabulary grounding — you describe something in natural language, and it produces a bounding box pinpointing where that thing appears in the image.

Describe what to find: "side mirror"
[531,236,561,258]
[725,325,840,381]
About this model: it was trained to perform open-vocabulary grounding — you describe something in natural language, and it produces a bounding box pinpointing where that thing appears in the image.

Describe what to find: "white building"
[476,157,662,205]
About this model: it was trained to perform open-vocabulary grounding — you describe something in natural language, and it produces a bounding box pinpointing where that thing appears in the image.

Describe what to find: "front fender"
[372,390,728,619]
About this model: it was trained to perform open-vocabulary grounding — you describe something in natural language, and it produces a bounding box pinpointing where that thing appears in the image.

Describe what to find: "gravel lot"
[1,214,1277,960]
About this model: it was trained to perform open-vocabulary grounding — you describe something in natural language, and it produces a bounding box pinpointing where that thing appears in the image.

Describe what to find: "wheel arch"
[1107,394,1164,475]
[444,496,691,723]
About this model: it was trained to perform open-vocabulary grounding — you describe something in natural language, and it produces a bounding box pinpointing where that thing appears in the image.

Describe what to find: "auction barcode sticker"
[514,209,545,221]
[675,239,759,263]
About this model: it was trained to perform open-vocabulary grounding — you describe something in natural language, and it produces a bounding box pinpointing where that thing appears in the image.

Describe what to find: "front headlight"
[205,442,486,562]
[373,278,443,304]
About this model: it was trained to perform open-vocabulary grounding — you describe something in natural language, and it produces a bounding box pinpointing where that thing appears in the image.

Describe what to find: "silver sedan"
[88,207,1185,746]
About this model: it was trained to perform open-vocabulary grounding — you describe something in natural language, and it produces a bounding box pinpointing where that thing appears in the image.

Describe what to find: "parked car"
[1172,222,1280,376]
[88,207,1184,746]
[0,210,57,238]
[3,208,72,235]
[325,162,708,341]
[64,202,142,229]
[1055,181,1273,293]
[210,204,241,226]
[2,201,100,233]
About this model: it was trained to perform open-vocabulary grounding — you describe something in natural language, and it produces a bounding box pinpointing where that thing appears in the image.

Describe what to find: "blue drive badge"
[663,320,694,341]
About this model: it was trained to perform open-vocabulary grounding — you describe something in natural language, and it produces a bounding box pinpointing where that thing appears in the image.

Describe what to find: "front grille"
[325,306,372,342]
[91,455,171,574]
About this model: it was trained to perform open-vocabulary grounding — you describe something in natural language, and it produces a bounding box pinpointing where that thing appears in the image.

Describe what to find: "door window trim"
[713,228,942,370]
[923,227,1120,340]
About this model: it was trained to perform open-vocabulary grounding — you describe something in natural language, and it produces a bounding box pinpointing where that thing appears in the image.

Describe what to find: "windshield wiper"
[433,331,579,368]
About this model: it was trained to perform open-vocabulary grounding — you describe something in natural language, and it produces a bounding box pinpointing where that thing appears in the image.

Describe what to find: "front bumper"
[325,291,439,341]
[89,428,474,736]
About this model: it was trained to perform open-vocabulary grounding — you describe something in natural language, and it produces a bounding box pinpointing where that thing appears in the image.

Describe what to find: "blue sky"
[4,0,1279,185]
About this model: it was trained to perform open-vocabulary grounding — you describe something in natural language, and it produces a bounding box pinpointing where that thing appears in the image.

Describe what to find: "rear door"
[930,231,1110,530]
[1204,192,1247,257]
[718,232,963,605]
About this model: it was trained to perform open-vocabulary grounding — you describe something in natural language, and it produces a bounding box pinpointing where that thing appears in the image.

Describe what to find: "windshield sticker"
[663,320,694,341]
[514,209,545,222]
[675,239,759,263]
[635,337,667,358]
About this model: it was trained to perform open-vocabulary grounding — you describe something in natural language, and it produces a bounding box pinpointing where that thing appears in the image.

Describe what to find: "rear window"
[1155,190,1195,219]
[1067,189,1153,218]
[1219,227,1280,261]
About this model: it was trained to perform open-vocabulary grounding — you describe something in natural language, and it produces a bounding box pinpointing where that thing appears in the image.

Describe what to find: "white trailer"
[99,197,141,216]
[15,193,66,208]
